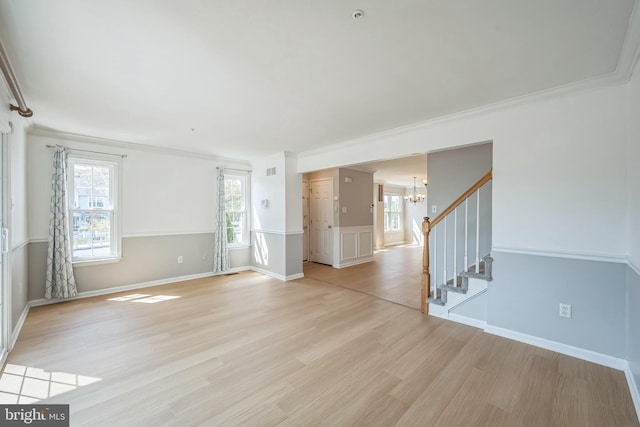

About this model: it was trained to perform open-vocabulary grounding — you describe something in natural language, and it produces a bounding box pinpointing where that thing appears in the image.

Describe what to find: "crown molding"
[29,125,251,166]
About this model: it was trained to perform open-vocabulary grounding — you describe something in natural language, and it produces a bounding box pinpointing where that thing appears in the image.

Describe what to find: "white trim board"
[625,364,640,424]
[249,266,304,281]
[483,325,639,423]
[484,325,627,371]
[250,229,304,236]
[27,270,245,307]
[492,246,628,264]
[11,240,29,252]
[445,313,487,330]
[630,262,640,277]
[10,304,29,351]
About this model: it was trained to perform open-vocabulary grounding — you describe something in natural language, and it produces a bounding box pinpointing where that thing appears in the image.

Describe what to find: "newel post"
[421,216,431,314]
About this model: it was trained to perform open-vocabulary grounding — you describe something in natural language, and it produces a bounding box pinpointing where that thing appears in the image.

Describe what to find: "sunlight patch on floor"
[107,294,180,303]
[0,364,101,404]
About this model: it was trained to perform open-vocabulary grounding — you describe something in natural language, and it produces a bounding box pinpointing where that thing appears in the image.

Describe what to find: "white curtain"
[213,167,229,272]
[45,146,78,299]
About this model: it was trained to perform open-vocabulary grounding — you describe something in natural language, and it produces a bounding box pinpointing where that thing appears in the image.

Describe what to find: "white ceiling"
[0,1,636,161]
[348,155,427,187]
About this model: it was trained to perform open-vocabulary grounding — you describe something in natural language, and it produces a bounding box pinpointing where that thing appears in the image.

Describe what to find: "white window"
[224,173,249,246]
[384,194,402,231]
[69,156,121,262]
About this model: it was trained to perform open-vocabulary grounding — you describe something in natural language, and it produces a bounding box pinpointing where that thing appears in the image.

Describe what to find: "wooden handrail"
[420,168,492,314]
[430,169,492,229]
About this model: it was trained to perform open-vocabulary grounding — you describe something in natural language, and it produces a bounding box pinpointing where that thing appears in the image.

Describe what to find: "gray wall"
[250,231,303,279]
[488,252,627,358]
[427,142,492,215]
[27,234,249,300]
[338,168,373,227]
[427,142,493,281]
[629,266,640,393]
[11,245,28,330]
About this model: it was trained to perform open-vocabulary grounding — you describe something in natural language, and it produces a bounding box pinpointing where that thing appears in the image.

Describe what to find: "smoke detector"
[352,9,364,19]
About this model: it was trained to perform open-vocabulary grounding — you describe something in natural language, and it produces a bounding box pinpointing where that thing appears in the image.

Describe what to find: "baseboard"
[10,304,30,351]
[0,350,7,372]
[249,266,304,281]
[624,362,640,423]
[333,257,374,269]
[448,313,487,330]
[28,271,221,307]
[484,325,628,371]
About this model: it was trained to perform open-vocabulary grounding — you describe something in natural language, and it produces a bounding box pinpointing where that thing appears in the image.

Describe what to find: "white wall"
[27,132,245,239]
[298,84,629,259]
[251,151,303,279]
[382,184,406,246]
[26,130,253,298]
[404,186,428,245]
[9,120,27,248]
[251,152,287,233]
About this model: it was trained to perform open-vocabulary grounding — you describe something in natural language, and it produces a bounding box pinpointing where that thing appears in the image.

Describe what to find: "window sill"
[228,244,250,251]
[72,257,123,267]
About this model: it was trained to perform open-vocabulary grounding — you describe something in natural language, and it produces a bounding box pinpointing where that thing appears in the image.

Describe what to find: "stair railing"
[421,169,492,313]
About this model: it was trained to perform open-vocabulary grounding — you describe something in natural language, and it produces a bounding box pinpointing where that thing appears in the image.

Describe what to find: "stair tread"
[439,284,467,294]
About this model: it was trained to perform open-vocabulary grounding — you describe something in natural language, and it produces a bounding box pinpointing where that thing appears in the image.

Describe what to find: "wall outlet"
[559,303,571,318]
[177,256,183,264]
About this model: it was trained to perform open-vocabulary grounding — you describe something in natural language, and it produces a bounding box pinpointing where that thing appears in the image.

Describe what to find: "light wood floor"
[304,244,422,309]
[1,269,638,426]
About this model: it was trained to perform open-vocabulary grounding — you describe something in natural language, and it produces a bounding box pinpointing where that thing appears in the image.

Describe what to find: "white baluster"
[453,207,457,281]
[443,217,447,286]
[464,198,469,272]
[433,226,437,298]
[475,189,480,273]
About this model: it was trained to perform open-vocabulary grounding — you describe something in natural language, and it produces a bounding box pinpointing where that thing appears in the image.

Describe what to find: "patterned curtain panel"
[213,167,230,272]
[45,147,78,299]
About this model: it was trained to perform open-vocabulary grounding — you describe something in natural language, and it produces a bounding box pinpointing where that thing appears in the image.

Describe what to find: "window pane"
[224,175,247,244]
[73,211,112,258]
[74,164,111,210]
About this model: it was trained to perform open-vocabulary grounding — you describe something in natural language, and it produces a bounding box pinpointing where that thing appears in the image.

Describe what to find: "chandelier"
[404,177,426,204]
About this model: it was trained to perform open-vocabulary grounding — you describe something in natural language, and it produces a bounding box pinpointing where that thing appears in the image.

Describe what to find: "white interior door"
[310,178,333,265]
[302,179,309,262]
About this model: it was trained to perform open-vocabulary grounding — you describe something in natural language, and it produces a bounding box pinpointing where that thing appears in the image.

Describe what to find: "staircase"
[421,169,493,317]
[427,254,492,317]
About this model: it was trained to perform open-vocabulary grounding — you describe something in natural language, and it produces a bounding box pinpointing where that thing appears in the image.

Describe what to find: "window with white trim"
[69,156,121,262]
[383,194,402,231]
[224,173,249,246]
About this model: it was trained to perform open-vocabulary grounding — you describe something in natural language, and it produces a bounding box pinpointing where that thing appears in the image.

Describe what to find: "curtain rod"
[217,167,251,173]
[0,38,32,118]
[46,144,127,158]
